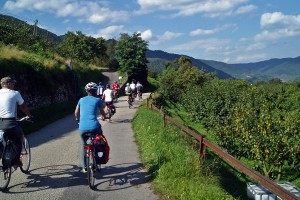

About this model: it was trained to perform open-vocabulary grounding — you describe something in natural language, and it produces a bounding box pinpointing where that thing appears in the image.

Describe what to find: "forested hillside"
[146,50,300,81]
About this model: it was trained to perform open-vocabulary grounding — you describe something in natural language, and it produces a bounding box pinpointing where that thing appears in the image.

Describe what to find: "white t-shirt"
[103,89,114,102]
[0,88,24,118]
[130,83,136,90]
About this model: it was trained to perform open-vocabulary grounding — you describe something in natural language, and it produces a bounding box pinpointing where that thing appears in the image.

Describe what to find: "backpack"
[93,135,110,164]
[126,87,132,93]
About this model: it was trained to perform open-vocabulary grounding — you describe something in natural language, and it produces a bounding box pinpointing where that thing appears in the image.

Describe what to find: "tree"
[58,31,107,64]
[115,32,148,83]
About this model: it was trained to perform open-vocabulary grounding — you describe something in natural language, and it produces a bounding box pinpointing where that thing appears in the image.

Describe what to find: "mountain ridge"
[1,13,299,81]
[147,50,300,81]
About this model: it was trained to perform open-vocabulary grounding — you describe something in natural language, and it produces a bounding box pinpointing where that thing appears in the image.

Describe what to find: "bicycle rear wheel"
[0,166,11,191]
[85,154,95,189]
[20,137,31,173]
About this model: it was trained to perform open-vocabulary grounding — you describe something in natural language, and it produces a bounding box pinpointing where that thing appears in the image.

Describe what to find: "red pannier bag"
[93,134,110,164]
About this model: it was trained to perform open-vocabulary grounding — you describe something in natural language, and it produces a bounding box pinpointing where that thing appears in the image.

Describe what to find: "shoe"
[82,167,87,173]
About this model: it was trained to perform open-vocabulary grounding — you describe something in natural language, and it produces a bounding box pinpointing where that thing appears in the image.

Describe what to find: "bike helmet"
[114,80,117,83]
[126,83,130,86]
[85,82,98,91]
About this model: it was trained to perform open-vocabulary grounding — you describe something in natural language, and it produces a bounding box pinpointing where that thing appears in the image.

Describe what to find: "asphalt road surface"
[0,93,159,200]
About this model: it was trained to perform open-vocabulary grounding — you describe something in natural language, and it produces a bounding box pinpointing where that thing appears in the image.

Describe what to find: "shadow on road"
[4,164,86,193]
[93,162,152,191]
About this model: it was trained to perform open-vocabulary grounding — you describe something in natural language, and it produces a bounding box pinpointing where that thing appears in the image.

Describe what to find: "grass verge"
[20,101,77,135]
[132,101,249,200]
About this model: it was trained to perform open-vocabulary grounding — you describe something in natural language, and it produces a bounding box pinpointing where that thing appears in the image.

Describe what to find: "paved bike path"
[79,92,159,199]
[0,93,159,200]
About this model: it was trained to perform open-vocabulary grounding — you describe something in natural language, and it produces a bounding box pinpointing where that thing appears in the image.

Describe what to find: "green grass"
[20,101,77,135]
[132,102,249,199]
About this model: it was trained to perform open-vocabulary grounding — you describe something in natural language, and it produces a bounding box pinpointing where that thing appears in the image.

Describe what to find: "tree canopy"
[115,32,148,83]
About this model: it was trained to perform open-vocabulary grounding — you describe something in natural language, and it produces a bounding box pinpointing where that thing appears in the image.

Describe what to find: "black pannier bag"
[2,142,19,169]
[93,135,110,164]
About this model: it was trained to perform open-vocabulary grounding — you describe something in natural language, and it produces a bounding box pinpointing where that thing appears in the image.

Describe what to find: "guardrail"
[146,95,299,200]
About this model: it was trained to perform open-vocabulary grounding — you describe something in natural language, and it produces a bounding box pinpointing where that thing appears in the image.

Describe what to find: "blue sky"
[1,0,300,63]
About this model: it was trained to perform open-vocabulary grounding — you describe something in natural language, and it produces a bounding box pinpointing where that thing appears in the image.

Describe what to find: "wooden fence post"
[199,135,206,162]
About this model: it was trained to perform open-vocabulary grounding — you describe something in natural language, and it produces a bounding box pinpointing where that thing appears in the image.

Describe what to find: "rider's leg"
[6,126,24,165]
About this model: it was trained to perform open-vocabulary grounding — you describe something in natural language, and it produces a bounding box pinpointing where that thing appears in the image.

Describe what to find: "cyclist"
[0,76,33,168]
[102,84,115,115]
[97,81,104,99]
[74,82,106,172]
[129,81,137,99]
[136,81,143,99]
[112,81,120,101]
[125,83,133,103]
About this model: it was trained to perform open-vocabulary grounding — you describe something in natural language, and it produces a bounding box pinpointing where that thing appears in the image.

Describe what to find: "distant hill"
[2,14,299,81]
[146,50,233,79]
[200,57,300,81]
[0,14,63,44]
[147,50,300,81]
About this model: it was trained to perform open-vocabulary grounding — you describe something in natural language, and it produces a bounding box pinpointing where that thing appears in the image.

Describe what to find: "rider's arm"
[19,103,33,117]
[74,105,80,121]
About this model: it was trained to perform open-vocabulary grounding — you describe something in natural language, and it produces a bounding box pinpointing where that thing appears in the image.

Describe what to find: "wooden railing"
[146,96,299,200]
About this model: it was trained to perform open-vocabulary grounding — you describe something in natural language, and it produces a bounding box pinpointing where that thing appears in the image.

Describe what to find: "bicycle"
[127,94,133,108]
[0,116,32,191]
[137,91,142,100]
[104,102,115,121]
[113,90,119,102]
[82,131,99,190]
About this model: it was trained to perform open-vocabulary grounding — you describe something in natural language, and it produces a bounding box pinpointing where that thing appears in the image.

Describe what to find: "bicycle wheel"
[0,166,11,191]
[20,137,31,173]
[86,153,95,189]
[127,99,132,108]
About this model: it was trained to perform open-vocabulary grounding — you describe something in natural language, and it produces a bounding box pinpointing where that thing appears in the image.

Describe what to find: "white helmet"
[126,83,130,86]
[85,82,98,91]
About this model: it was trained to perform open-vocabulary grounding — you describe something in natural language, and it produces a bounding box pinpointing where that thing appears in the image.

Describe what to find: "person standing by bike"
[74,82,106,172]
[0,76,33,168]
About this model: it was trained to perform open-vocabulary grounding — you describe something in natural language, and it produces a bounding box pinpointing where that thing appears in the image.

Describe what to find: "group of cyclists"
[76,79,142,172]
[125,81,143,104]
[0,76,143,177]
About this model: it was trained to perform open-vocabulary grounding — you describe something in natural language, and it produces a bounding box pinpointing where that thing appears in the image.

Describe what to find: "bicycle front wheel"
[0,166,11,191]
[86,153,95,189]
[20,137,31,173]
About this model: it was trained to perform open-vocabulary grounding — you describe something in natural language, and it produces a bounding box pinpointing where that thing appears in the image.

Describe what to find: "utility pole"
[33,19,38,36]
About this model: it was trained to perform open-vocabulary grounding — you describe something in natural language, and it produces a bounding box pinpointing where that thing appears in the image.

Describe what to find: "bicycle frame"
[0,116,32,191]
[83,133,98,189]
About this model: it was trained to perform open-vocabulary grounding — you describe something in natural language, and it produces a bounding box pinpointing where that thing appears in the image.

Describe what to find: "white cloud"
[150,31,183,45]
[261,12,300,28]
[190,24,237,36]
[4,0,129,24]
[136,0,249,17]
[245,43,266,51]
[91,25,126,39]
[140,29,153,41]
[234,4,256,15]
[255,29,300,41]
[233,54,267,63]
[255,12,300,41]
[168,38,229,52]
